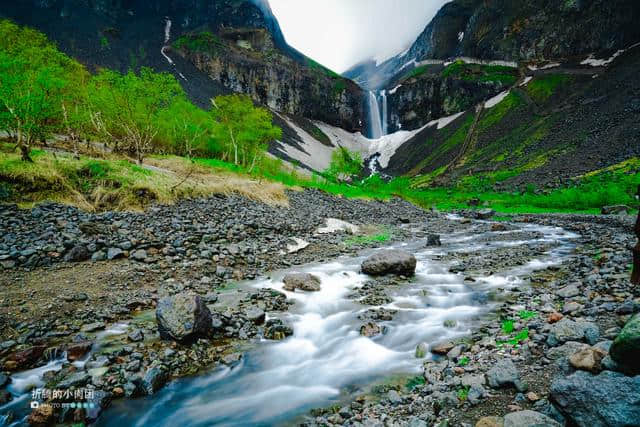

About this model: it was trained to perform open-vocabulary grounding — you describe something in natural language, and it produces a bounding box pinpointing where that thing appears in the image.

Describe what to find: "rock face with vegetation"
[175,30,363,131]
[0,0,364,131]
[386,61,516,131]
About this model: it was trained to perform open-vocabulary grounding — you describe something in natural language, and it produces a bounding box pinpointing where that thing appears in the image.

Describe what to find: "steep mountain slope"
[0,0,364,131]
[383,46,640,189]
[350,0,640,91]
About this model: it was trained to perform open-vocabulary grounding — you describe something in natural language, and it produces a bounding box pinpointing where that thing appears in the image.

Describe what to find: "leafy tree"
[0,20,86,161]
[156,99,212,158]
[210,94,281,170]
[88,67,185,164]
[325,147,363,182]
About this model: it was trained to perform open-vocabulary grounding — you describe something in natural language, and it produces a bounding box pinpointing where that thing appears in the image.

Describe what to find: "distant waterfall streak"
[367,91,383,139]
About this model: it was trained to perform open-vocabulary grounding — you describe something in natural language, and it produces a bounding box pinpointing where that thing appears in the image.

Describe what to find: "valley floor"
[0,189,638,426]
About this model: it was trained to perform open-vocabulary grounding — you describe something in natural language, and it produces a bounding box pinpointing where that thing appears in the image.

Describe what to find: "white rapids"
[98,221,577,427]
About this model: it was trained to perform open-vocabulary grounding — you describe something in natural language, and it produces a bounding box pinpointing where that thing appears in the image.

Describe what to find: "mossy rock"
[610,313,640,374]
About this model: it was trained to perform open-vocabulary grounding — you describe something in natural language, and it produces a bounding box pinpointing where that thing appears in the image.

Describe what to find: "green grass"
[344,232,391,246]
[501,319,515,334]
[457,356,470,367]
[406,375,426,391]
[527,74,571,103]
[402,64,435,80]
[442,60,518,86]
[457,386,470,401]
[518,310,537,320]
[173,31,226,55]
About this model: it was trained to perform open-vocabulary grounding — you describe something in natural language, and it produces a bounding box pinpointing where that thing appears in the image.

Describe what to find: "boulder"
[609,313,640,375]
[282,273,321,292]
[28,404,54,426]
[503,410,561,427]
[547,318,599,347]
[156,292,212,342]
[3,345,46,371]
[130,249,147,262]
[568,347,607,373]
[415,342,429,358]
[63,244,90,262]
[600,205,629,215]
[66,341,93,362]
[487,358,526,392]
[361,250,416,276]
[551,370,640,426]
[432,341,455,355]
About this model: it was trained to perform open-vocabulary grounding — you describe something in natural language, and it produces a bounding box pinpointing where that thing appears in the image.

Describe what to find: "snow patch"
[485,90,510,109]
[389,85,402,95]
[581,50,624,67]
[527,62,560,71]
[316,219,359,235]
[427,111,466,130]
[519,76,533,87]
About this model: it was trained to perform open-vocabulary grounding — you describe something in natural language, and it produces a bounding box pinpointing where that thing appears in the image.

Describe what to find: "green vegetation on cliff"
[441,60,518,85]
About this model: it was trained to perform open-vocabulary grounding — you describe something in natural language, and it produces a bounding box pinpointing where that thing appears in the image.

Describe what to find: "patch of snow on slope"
[527,62,560,71]
[581,50,624,67]
[274,115,337,172]
[389,85,402,95]
[519,76,533,87]
[485,90,510,108]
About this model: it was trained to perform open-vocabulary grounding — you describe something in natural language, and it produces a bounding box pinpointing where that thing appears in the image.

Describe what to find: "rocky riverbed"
[0,191,638,426]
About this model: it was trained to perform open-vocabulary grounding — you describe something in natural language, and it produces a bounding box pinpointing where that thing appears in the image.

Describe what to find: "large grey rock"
[487,359,525,391]
[282,273,321,292]
[142,366,169,394]
[156,292,212,342]
[547,319,599,347]
[361,250,416,276]
[503,410,561,427]
[551,370,640,427]
[610,313,640,375]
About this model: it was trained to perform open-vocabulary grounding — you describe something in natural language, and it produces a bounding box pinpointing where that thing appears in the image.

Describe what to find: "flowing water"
[367,91,384,139]
[95,221,577,427]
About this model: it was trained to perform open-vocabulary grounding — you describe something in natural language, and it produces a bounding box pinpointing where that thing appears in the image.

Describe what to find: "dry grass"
[0,149,289,212]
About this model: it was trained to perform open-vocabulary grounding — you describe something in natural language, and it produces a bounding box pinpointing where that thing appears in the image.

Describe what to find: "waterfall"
[380,90,388,135]
[367,91,383,139]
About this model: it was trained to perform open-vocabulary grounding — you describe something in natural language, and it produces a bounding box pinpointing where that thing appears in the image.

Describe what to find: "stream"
[93,220,577,427]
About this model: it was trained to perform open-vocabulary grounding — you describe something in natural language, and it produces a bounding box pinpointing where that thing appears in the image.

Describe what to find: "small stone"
[415,342,429,358]
[556,284,580,298]
[548,312,563,323]
[503,410,561,427]
[526,392,539,402]
[107,247,125,260]
[360,322,381,337]
[432,342,455,355]
[127,329,144,342]
[476,416,504,427]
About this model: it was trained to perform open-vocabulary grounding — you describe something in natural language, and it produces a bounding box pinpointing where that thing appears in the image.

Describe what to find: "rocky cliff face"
[351,0,640,90]
[387,69,509,131]
[0,0,364,130]
[176,31,364,131]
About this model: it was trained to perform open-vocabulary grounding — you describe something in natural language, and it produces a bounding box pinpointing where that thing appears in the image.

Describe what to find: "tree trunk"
[20,144,33,162]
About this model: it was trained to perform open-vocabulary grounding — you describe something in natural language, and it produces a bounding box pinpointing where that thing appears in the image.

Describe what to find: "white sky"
[268,0,450,73]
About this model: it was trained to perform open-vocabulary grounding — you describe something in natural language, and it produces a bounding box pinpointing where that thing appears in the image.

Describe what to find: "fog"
[267,0,450,72]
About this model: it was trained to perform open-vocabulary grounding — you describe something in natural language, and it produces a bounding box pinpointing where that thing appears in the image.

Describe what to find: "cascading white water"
[380,90,388,136]
[98,223,578,427]
[367,91,383,139]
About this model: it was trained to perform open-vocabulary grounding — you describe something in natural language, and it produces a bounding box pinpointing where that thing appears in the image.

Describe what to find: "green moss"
[442,60,518,85]
[478,92,522,131]
[345,232,391,246]
[527,74,571,102]
[173,32,226,55]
